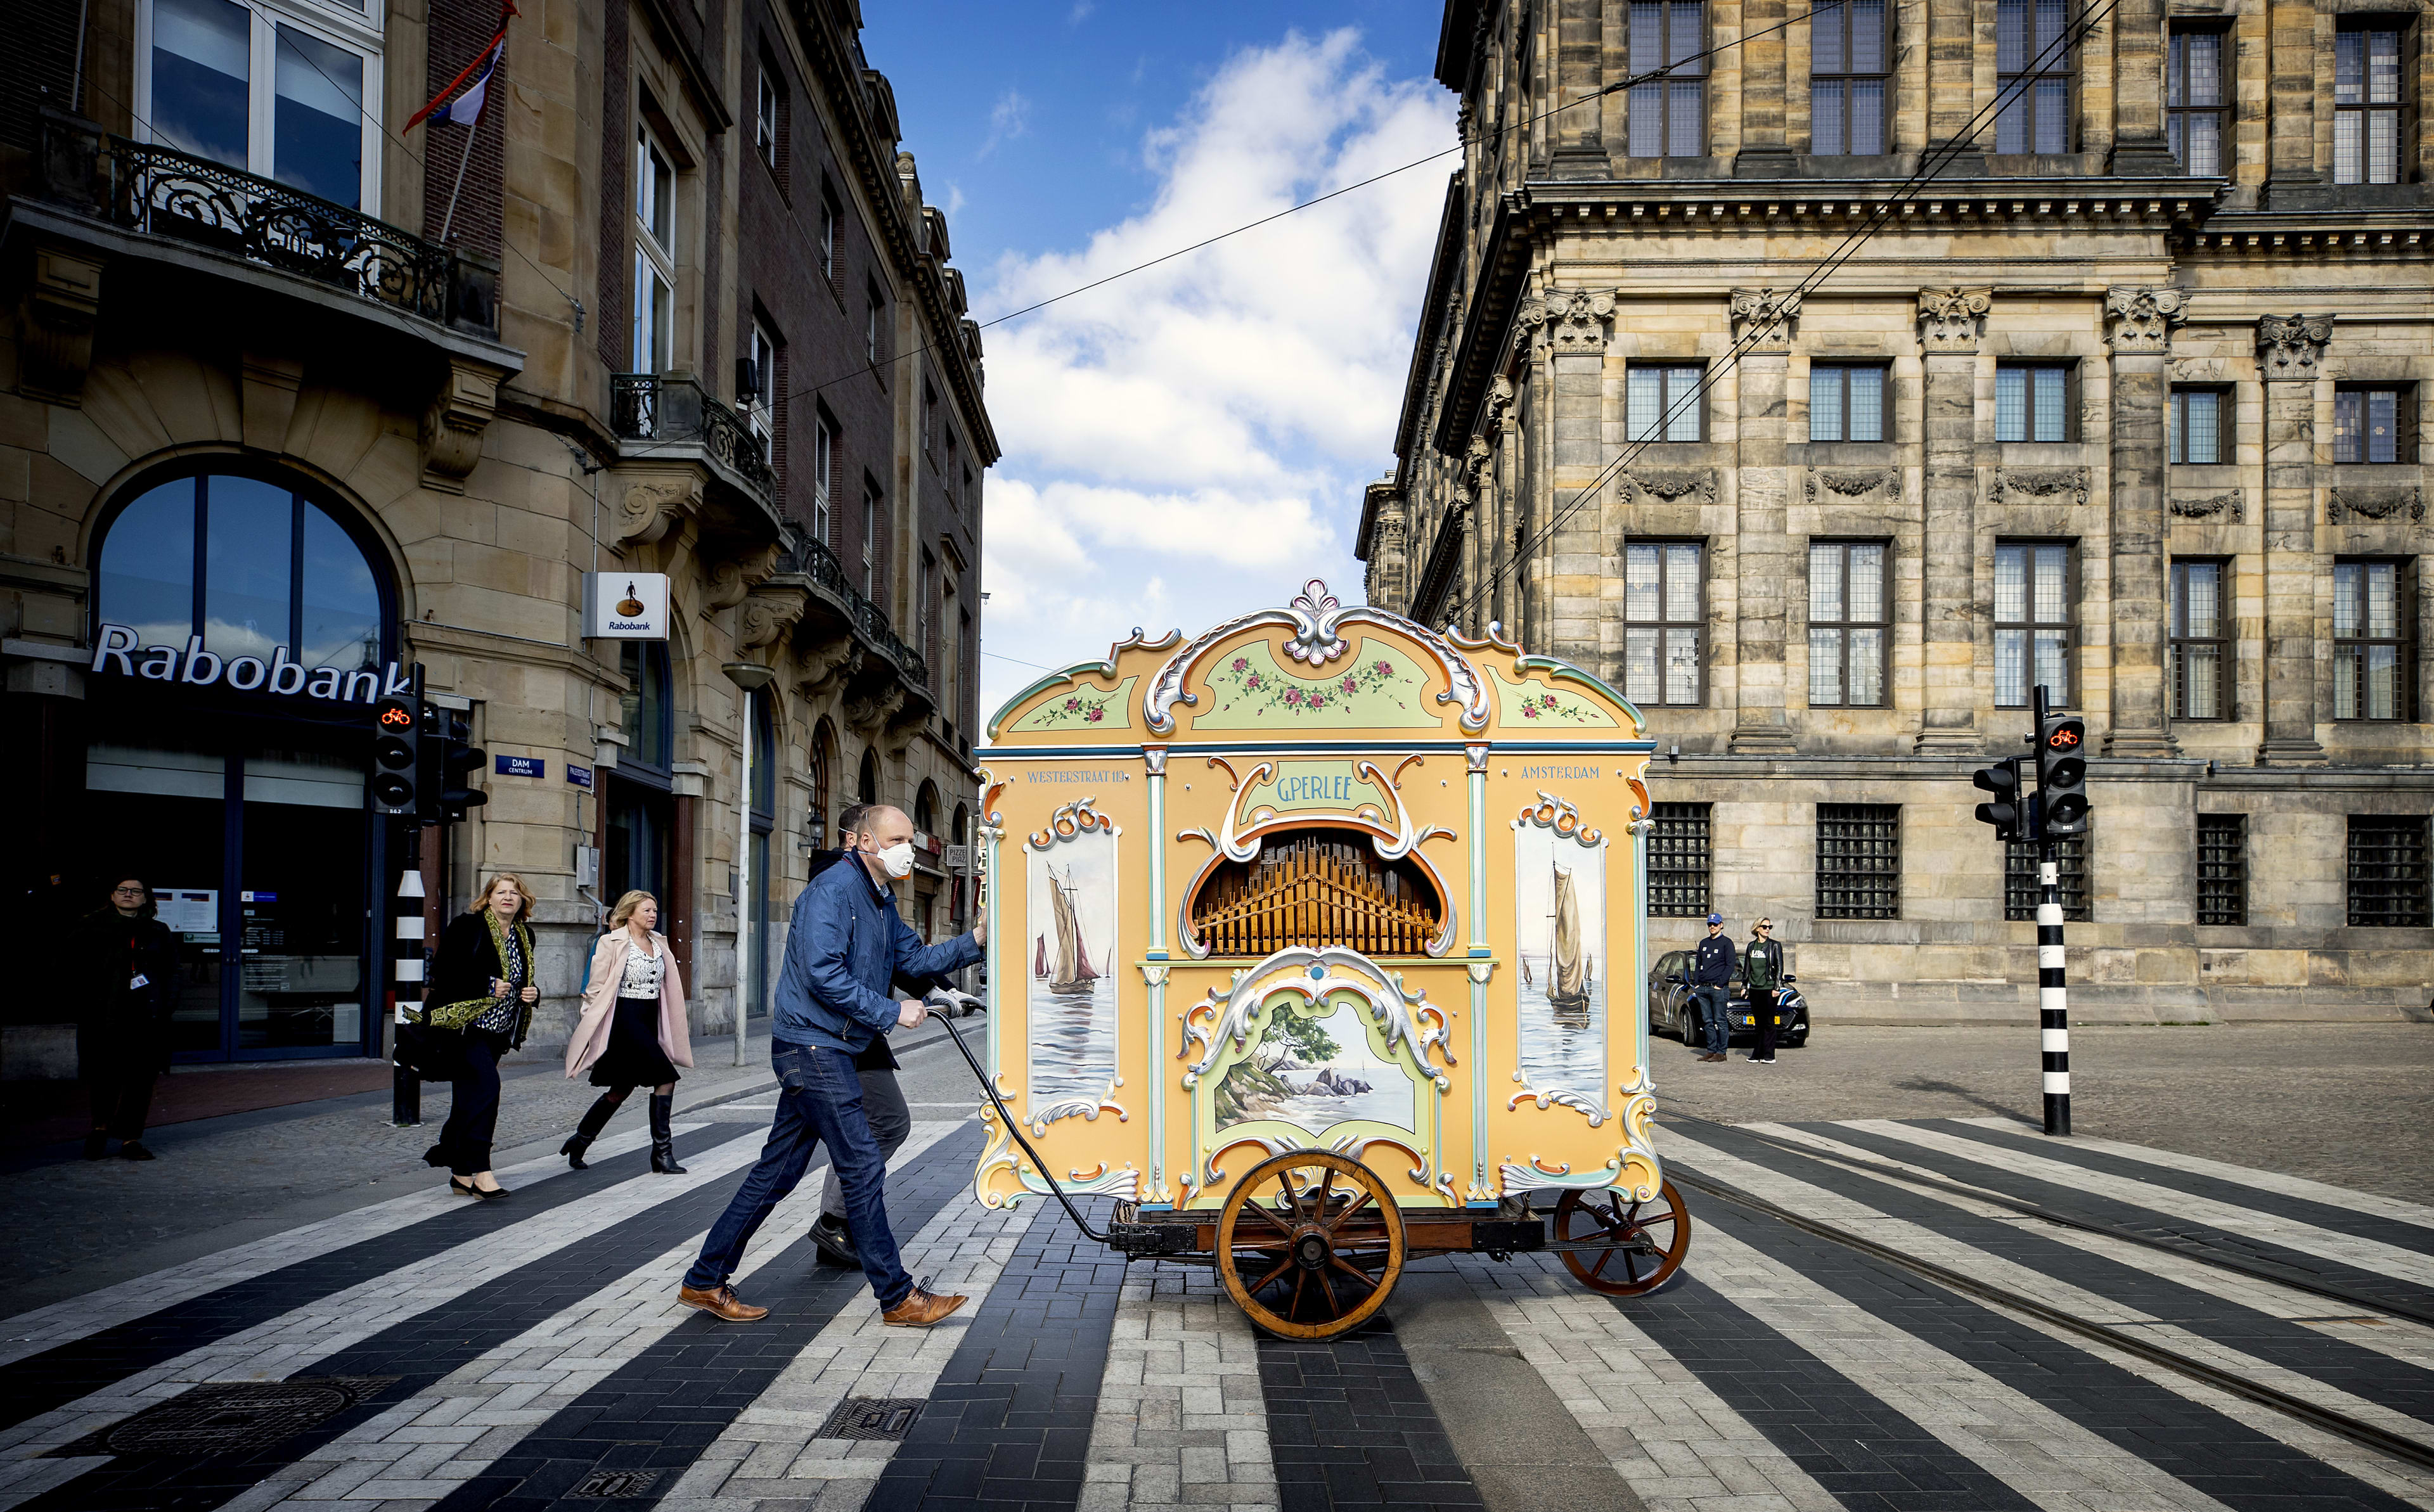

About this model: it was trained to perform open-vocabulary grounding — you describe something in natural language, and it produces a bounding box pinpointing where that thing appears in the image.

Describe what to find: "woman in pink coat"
[561,890,695,1173]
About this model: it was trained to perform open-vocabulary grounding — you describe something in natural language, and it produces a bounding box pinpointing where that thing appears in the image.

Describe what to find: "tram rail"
[1656,1113,2434,1477]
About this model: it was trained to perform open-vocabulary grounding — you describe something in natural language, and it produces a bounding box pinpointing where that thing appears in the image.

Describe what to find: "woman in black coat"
[422,871,539,1198]
[74,876,179,1160]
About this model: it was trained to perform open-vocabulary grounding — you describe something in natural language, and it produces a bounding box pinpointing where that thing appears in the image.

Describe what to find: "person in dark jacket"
[1689,912,1736,1064]
[1743,918,1786,1065]
[800,802,941,1269]
[75,876,179,1160]
[678,804,982,1328]
[422,872,540,1198]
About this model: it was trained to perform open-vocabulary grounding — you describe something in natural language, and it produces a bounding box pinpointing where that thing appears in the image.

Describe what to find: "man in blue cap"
[1688,912,1735,1064]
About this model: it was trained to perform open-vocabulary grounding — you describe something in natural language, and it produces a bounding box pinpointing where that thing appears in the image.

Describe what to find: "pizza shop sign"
[90,624,415,705]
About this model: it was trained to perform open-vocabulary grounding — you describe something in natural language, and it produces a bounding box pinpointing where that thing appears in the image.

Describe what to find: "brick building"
[0,0,991,1073]
[1360,0,2432,1020]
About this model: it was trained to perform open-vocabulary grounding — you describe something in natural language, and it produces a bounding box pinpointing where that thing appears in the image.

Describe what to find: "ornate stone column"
[2257,315,2332,764]
[2103,287,2185,755]
[1730,288,1800,754]
[1916,286,1990,752]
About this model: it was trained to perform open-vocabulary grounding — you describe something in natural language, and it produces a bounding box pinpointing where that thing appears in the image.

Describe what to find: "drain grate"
[50,1376,397,1459]
[813,1396,925,1441]
[569,1468,662,1498]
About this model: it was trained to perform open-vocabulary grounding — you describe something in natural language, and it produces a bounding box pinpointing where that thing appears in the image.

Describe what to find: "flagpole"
[438,117,480,243]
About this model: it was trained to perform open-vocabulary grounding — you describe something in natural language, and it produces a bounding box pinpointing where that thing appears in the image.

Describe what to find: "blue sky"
[857,3,1457,722]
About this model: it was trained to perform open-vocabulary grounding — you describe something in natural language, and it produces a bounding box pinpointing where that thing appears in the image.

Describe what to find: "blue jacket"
[776,854,982,1053]
[1690,933,1737,987]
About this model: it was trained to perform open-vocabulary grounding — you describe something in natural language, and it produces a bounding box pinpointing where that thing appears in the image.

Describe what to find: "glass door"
[239,744,370,1053]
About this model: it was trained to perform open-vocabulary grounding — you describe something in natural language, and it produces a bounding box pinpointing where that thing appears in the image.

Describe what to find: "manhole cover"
[51,1376,396,1459]
[569,1468,661,1498]
[814,1396,925,1441]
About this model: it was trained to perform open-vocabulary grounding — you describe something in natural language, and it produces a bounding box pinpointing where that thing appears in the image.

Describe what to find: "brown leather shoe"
[880,1286,969,1328]
[677,1284,768,1323]
[1701,1053,1727,1063]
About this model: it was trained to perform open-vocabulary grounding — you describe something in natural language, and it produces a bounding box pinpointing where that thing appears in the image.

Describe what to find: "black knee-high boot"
[649,1092,685,1174]
[561,1091,626,1169]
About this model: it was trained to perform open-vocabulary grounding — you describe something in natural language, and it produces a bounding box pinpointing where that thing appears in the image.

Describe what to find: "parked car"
[1646,949,1811,1048]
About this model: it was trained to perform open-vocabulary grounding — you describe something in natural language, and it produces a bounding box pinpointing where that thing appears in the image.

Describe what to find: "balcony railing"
[37,112,493,336]
[785,534,930,687]
[610,373,778,503]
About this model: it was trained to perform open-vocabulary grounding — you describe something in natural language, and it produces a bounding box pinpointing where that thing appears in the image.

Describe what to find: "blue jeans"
[684,1041,911,1308]
[1692,987,1730,1055]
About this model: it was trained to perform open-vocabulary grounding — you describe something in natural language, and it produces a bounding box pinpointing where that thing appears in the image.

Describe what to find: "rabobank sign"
[581,572,671,640]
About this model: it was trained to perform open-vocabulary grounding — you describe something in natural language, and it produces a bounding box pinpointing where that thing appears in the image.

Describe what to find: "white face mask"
[873,840,916,880]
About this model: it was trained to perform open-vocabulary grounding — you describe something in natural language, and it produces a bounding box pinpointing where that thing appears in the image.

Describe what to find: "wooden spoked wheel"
[1216,1150,1405,1339]
[1553,1179,1692,1296]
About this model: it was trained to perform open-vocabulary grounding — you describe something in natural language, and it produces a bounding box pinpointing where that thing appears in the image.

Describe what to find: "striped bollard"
[2038,855,2070,1136]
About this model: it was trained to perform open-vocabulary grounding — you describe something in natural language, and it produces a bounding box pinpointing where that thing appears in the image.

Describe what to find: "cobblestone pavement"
[2,1023,2430,1512]
[1656,1022,2434,1204]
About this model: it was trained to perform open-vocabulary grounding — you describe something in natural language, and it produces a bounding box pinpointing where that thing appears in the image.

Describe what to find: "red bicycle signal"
[2047,725,2080,748]
[378,704,415,728]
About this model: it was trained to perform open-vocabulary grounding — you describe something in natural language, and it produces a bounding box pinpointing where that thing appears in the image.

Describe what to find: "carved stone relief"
[1517,288,1617,353]
[2328,485,2425,524]
[1729,287,1801,352]
[614,476,699,548]
[1618,470,1718,506]
[2169,489,2244,522]
[2255,314,2333,377]
[1989,467,2090,508]
[2102,286,2188,355]
[1803,468,1902,504]
[738,582,808,649]
[1916,286,1992,353]
[705,543,782,612]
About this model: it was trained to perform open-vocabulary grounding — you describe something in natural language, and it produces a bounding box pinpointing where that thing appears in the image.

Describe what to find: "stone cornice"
[1391,176,1472,467]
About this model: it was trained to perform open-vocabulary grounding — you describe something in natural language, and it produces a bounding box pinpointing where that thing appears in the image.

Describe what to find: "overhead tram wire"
[1439,0,2122,632]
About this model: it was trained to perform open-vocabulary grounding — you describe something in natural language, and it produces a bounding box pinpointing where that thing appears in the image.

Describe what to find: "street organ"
[969,580,1687,1336]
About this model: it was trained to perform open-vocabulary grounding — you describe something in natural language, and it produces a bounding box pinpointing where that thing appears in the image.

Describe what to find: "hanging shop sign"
[90,625,415,707]
[495,754,546,779]
[581,573,671,639]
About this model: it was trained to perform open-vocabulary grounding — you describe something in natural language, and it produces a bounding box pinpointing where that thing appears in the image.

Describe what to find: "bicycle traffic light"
[2036,712,2089,836]
[370,696,421,816]
[1971,757,2025,842]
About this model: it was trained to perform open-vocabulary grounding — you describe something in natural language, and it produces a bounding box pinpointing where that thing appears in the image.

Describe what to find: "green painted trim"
[985,660,1122,741]
[1515,656,1650,736]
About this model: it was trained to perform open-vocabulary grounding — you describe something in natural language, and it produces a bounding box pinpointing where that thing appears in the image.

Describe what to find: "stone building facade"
[0,0,990,1073]
[1360,0,2433,1020]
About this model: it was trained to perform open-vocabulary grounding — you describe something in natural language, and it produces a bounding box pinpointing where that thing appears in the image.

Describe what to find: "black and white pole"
[2037,847,2070,1136]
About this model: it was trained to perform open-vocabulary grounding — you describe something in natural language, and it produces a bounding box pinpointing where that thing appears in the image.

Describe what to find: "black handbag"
[394,1018,469,1080]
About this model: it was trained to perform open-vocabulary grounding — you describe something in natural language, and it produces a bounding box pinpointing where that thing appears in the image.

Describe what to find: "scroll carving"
[705,543,781,612]
[1917,286,1992,353]
[614,477,698,548]
[738,582,807,649]
[1517,288,1617,352]
[2103,286,2188,355]
[2328,485,2424,525]
[1990,467,2090,508]
[2255,314,2333,377]
[2169,489,2244,522]
[1729,286,1801,352]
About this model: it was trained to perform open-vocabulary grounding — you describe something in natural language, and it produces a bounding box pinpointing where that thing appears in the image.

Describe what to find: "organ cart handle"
[925,989,1113,1245]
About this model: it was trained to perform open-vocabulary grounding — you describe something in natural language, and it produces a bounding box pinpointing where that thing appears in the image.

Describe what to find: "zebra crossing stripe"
[257,1122,977,1510]
[1848,1120,2434,1291]
[1936,1117,2434,1255]
[1662,1125,2434,1443]
[0,1124,698,1377]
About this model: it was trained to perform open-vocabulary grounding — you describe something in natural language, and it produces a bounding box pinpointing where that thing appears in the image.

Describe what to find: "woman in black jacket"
[75,876,179,1160]
[422,871,539,1197]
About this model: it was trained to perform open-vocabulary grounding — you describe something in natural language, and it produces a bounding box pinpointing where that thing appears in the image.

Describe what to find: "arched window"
[857,746,879,805]
[93,469,394,671]
[1188,830,1443,958]
[810,718,836,845]
[914,781,938,839]
[620,641,674,774]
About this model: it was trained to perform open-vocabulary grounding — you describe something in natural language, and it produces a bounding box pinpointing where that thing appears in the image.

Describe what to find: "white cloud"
[1067,1,1094,22]
[974,29,1453,719]
[977,88,1032,160]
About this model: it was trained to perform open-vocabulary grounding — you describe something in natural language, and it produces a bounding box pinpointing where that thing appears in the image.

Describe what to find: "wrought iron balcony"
[784,532,930,687]
[610,373,778,504]
[35,112,494,336]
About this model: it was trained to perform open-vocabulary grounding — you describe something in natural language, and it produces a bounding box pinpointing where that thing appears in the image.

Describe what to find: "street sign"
[494,754,545,779]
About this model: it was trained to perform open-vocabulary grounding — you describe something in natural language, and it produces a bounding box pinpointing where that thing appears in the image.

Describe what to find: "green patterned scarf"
[425,908,537,1038]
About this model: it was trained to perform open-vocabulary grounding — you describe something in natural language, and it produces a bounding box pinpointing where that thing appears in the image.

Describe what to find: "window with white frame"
[141,0,384,210]
[863,478,882,597]
[632,124,677,373]
[745,321,778,457]
[756,63,782,174]
[820,182,840,291]
[865,278,884,366]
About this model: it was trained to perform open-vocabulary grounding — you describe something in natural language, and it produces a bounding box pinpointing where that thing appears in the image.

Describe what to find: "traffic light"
[370,696,421,816]
[1971,757,2024,842]
[422,706,488,824]
[2036,710,2089,836]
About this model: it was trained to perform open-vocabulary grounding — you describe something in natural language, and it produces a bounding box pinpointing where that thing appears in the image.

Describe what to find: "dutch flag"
[408,6,515,131]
